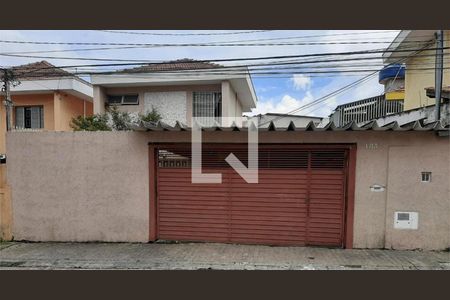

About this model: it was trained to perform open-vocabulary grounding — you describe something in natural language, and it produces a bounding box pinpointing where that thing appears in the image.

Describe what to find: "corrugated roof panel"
[134,119,449,132]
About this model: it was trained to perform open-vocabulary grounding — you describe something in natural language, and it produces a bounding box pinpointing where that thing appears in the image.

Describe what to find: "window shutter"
[15,107,25,129]
[30,107,42,129]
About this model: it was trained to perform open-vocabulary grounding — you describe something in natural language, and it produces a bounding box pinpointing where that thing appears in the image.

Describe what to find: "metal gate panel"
[307,170,346,246]
[228,169,308,245]
[156,145,348,247]
[158,168,231,243]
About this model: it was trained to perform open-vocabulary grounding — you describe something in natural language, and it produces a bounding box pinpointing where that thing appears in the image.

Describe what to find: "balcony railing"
[330,94,404,127]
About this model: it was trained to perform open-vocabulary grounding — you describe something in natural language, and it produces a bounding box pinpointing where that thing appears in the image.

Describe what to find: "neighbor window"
[14,106,44,129]
[193,92,222,121]
[421,172,432,182]
[107,94,139,105]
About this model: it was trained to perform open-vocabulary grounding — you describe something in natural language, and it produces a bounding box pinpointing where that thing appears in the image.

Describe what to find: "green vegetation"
[70,114,111,131]
[139,106,162,123]
[108,106,132,131]
[70,106,162,131]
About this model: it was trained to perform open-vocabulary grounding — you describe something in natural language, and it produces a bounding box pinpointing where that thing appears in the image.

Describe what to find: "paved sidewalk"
[1,242,449,270]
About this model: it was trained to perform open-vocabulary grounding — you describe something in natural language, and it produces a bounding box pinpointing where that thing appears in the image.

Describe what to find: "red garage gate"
[149,144,356,248]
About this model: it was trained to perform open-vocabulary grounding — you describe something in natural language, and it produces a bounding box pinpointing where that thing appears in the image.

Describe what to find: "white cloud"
[291,74,312,91]
[303,96,338,117]
[248,92,314,116]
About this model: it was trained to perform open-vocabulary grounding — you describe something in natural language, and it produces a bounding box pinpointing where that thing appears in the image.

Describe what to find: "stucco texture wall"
[6,131,150,242]
[385,146,450,250]
[5,130,449,249]
[144,92,187,125]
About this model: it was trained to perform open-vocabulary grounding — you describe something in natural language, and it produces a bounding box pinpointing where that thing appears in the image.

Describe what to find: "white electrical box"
[394,212,418,230]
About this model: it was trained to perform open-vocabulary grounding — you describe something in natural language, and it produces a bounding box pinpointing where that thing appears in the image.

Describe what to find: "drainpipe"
[434,30,444,122]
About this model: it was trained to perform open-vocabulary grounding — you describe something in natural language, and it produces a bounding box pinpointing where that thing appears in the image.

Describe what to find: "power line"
[14,65,450,81]
[3,31,442,57]
[0,39,414,55]
[9,45,450,77]
[2,41,440,63]
[0,38,436,47]
[93,30,399,38]
[254,73,379,124]
[2,35,432,56]
[0,31,401,55]
[37,51,448,73]
[255,44,432,124]
[94,30,274,36]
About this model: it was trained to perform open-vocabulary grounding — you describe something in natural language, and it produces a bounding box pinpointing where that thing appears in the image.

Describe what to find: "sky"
[0,30,400,117]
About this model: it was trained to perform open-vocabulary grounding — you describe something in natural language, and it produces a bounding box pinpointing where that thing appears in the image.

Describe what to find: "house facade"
[91,59,257,126]
[3,59,449,251]
[0,61,94,153]
[383,30,450,111]
[0,61,93,240]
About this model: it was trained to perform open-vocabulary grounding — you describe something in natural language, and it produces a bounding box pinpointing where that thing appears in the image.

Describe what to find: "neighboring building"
[0,61,94,153]
[379,64,405,101]
[330,64,406,126]
[383,30,450,111]
[254,113,322,128]
[90,59,257,126]
[331,30,450,127]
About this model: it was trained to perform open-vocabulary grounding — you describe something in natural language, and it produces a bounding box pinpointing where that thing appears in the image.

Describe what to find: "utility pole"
[1,69,14,131]
[434,30,444,122]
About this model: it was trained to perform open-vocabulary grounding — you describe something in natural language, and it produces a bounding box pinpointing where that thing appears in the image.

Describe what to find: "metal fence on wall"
[330,95,404,127]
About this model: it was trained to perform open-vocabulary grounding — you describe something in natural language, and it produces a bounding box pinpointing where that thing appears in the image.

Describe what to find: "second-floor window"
[107,94,139,105]
[14,106,44,129]
[193,92,222,121]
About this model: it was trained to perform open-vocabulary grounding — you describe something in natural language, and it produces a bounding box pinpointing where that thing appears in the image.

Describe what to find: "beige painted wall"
[404,31,450,110]
[0,165,12,240]
[5,131,449,249]
[221,81,242,126]
[385,146,450,250]
[93,86,107,114]
[55,93,93,131]
[0,93,93,240]
[6,131,150,242]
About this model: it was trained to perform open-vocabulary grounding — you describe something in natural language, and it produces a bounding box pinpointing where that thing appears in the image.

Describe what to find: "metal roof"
[131,119,449,132]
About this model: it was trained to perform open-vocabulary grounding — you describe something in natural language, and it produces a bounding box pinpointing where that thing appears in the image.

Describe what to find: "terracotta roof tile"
[9,60,75,80]
[118,58,223,73]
